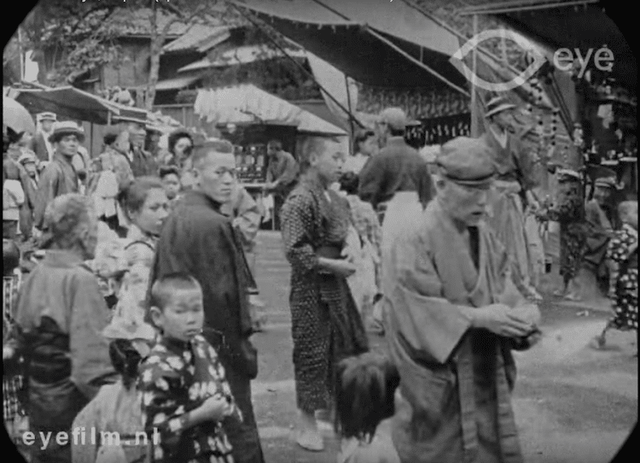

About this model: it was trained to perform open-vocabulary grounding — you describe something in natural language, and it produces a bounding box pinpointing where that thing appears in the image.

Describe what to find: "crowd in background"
[2,98,637,463]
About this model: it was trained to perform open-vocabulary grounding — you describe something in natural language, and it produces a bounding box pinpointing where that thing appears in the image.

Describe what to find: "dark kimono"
[139,334,242,463]
[386,200,528,463]
[34,153,79,229]
[14,250,117,463]
[152,190,264,463]
[280,175,368,413]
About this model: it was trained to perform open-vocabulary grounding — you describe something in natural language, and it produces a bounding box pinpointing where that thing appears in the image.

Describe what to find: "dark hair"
[158,165,181,180]
[267,139,282,150]
[3,239,21,276]
[339,172,359,195]
[168,130,193,155]
[334,353,400,443]
[354,129,375,153]
[120,177,165,219]
[149,273,202,312]
[103,132,119,147]
[192,139,234,170]
[109,339,143,389]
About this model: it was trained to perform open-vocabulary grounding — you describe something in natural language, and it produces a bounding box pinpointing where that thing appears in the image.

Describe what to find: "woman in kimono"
[281,138,369,452]
[536,169,588,300]
[114,177,170,332]
[597,200,637,348]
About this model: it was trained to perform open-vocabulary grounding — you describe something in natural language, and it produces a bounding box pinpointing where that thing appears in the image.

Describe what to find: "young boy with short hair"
[140,273,242,463]
[158,166,182,210]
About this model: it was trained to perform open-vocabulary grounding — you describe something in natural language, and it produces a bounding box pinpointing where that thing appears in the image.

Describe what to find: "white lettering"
[101,431,120,447]
[22,432,35,446]
[554,48,574,71]
[56,432,69,446]
[135,431,148,446]
[39,431,52,450]
[574,48,593,79]
[594,47,614,72]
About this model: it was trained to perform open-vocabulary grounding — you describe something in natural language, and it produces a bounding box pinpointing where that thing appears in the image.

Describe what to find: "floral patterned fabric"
[606,224,638,331]
[139,334,241,463]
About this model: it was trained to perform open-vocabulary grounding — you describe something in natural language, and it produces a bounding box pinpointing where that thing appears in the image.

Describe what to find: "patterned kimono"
[386,200,527,463]
[280,175,368,413]
[606,224,638,331]
[139,334,242,463]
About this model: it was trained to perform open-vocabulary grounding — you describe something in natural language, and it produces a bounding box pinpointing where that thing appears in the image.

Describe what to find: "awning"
[179,45,307,73]
[194,84,347,136]
[11,87,123,125]
[460,0,636,90]
[233,0,469,94]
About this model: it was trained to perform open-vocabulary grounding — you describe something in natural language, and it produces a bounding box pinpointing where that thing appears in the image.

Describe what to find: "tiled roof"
[163,24,231,53]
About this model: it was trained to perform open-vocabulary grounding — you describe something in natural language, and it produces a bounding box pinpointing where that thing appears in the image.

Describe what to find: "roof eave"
[458,0,598,16]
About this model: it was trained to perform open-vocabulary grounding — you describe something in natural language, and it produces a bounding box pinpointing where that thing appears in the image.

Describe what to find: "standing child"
[158,166,182,211]
[140,274,242,463]
[334,352,401,463]
[597,200,638,349]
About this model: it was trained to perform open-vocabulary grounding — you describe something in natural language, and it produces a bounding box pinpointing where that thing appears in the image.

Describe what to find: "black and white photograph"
[2,1,637,462]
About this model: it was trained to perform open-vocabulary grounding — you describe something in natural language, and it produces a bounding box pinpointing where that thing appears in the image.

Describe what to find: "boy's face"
[151,288,204,342]
[162,173,181,200]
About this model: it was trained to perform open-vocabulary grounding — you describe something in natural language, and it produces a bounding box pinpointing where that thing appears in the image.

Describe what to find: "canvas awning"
[460,0,636,90]
[233,0,469,94]
[11,87,123,125]
[154,75,204,91]
[194,84,347,136]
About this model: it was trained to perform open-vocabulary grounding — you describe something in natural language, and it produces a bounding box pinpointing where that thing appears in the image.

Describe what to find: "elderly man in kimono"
[11,193,117,463]
[152,139,265,463]
[385,137,542,463]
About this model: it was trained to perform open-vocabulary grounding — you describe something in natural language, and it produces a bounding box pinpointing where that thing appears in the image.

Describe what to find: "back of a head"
[339,172,360,196]
[334,352,400,442]
[379,107,408,136]
[618,200,638,221]
[43,194,93,248]
[109,339,142,389]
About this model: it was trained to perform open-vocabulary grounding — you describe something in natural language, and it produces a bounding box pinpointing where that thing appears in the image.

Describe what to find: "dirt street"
[251,232,637,463]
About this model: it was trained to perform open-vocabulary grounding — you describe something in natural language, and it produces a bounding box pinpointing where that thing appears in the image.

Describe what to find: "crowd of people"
[2,97,637,463]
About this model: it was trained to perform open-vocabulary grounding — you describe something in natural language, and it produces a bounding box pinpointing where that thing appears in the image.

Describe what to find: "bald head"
[191,139,236,203]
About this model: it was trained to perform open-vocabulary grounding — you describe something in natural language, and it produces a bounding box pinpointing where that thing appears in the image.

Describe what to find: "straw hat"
[485,95,516,118]
[48,121,85,143]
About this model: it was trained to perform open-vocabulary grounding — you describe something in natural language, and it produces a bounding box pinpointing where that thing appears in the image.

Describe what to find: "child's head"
[149,273,204,341]
[334,352,400,443]
[618,200,638,229]
[339,172,359,196]
[159,165,181,201]
[109,339,143,389]
[3,239,20,276]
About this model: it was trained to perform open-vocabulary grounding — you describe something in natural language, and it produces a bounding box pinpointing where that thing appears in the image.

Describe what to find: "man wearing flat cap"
[152,139,265,463]
[385,137,540,463]
[30,112,57,163]
[482,95,542,301]
[34,121,84,232]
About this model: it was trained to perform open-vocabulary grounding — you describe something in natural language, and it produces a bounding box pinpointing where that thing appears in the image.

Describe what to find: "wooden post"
[470,14,480,137]
[345,75,355,154]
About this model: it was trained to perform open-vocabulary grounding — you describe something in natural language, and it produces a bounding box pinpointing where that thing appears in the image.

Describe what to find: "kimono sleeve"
[280,193,319,273]
[233,186,261,246]
[71,394,101,463]
[139,358,190,455]
[278,153,300,186]
[390,228,472,364]
[69,268,118,399]
[606,229,632,264]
